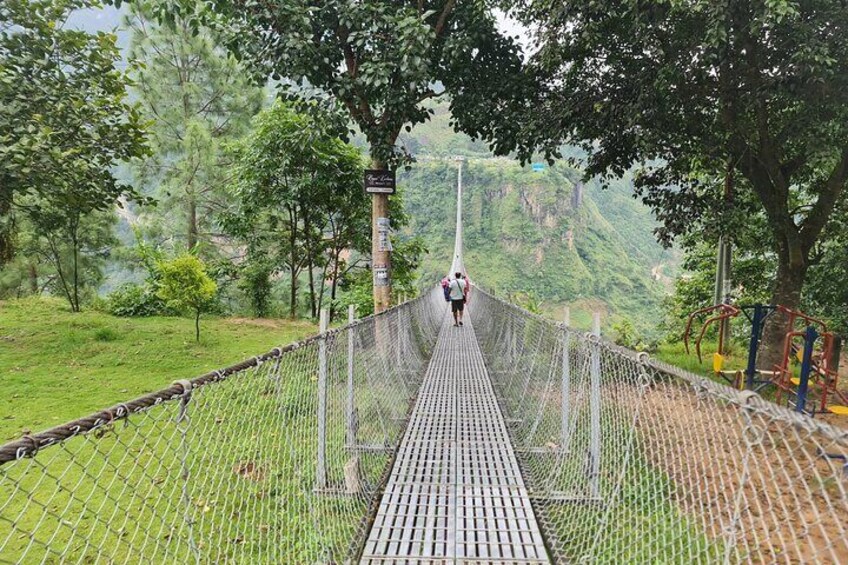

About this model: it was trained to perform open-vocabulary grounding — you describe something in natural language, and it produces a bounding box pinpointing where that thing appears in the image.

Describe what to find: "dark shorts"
[451,299,465,313]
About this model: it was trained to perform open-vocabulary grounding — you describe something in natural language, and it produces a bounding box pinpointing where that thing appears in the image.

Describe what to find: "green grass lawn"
[0,297,316,441]
[653,340,729,375]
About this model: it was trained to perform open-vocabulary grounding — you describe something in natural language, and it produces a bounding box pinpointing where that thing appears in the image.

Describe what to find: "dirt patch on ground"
[233,461,268,482]
[818,412,848,428]
[621,383,848,564]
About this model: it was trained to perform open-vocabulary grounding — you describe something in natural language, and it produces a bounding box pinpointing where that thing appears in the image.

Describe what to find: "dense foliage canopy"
[0,0,148,309]
[507,0,848,362]
[223,100,370,319]
[0,0,148,258]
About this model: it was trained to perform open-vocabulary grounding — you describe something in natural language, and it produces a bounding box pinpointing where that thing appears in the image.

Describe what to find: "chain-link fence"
[0,289,446,564]
[472,289,848,564]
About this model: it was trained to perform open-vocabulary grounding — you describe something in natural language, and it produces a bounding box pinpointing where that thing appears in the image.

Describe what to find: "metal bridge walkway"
[361,314,550,564]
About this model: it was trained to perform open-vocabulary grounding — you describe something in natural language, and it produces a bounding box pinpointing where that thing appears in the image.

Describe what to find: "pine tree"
[126,3,262,253]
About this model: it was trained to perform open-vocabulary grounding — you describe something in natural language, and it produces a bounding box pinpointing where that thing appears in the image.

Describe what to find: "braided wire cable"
[0,289,446,564]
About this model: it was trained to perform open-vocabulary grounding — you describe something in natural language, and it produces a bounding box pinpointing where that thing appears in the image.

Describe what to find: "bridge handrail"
[0,292,434,465]
[475,286,848,446]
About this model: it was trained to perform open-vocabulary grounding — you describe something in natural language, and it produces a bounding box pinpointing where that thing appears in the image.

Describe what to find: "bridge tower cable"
[449,156,466,277]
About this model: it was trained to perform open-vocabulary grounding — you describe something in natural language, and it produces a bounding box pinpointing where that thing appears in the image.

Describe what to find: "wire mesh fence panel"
[472,289,848,564]
[0,289,446,564]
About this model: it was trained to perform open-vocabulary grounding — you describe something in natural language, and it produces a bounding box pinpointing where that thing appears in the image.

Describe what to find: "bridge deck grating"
[360,315,550,564]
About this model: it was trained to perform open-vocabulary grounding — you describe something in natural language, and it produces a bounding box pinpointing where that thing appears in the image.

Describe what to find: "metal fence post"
[560,308,571,450]
[174,379,199,558]
[396,305,403,370]
[316,309,329,490]
[346,305,357,446]
[589,312,602,499]
[344,305,363,493]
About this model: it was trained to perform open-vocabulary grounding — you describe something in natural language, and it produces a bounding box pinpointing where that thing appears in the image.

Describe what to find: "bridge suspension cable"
[449,156,466,277]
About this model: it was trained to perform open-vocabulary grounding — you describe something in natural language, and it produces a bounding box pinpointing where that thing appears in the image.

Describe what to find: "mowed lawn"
[0,297,316,442]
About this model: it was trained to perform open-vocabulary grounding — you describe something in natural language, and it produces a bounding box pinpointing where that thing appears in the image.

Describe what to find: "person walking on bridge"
[449,272,467,327]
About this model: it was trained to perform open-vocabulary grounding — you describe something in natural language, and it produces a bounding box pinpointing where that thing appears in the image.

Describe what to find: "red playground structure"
[685,303,848,416]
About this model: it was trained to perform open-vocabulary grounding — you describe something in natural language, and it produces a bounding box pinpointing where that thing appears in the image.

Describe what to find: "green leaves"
[222,100,369,317]
[156,254,218,309]
[163,0,533,167]
[156,253,217,340]
[125,3,262,253]
[1,0,150,263]
[509,0,848,357]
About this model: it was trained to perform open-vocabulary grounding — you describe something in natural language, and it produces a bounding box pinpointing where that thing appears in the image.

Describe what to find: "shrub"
[106,283,168,317]
[237,260,273,318]
[156,254,217,342]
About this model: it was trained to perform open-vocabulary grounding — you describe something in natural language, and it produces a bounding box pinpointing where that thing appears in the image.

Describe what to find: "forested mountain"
[395,103,677,333]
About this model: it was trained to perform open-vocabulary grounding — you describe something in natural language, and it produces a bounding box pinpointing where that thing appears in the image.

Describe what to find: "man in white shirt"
[449,272,467,327]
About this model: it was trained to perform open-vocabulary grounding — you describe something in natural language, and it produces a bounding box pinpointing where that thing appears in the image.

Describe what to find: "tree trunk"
[71,222,80,313]
[317,258,327,320]
[28,263,38,294]
[48,237,75,312]
[308,256,316,319]
[370,158,392,313]
[188,197,198,251]
[289,271,297,319]
[329,249,341,322]
[289,207,298,319]
[0,190,13,265]
[759,252,808,371]
[195,310,201,342]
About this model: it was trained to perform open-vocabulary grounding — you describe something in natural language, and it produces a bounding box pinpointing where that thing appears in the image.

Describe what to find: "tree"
[0,208,114,303]
[236,257,273,318]
[664,201,848,340]
[25,201,117,312]
[156,253,217,341]
[0,0,148,264]
[186,0,533,312]
[509,0,848,366]
[125,3,262,253]
[223,100,370,319]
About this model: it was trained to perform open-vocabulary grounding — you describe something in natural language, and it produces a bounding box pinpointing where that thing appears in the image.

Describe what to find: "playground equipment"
[684,303,739,363]
[686,302,848,415]
[684,303,743,387]
[771,312,848,415]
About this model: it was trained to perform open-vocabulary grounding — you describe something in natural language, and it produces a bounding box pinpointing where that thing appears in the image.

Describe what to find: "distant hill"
[396,102,677,335]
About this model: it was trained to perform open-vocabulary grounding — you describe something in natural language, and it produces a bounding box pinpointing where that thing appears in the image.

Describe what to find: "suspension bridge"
[1,180,847,564]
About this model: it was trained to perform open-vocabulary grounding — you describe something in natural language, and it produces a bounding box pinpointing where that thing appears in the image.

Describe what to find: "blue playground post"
[745,304,764,389]
[796,326,818,413]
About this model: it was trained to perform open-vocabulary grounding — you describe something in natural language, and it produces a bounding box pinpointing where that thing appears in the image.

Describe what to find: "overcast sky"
[495,9,536,57]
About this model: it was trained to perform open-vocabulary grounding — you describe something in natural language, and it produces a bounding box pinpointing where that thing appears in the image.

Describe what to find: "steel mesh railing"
[472,289,848,564]
[0,288,446,564]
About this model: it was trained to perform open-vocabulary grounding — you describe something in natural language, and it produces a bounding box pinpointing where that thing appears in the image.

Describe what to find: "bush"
[106,283,169,317]
[156,254,217,342]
